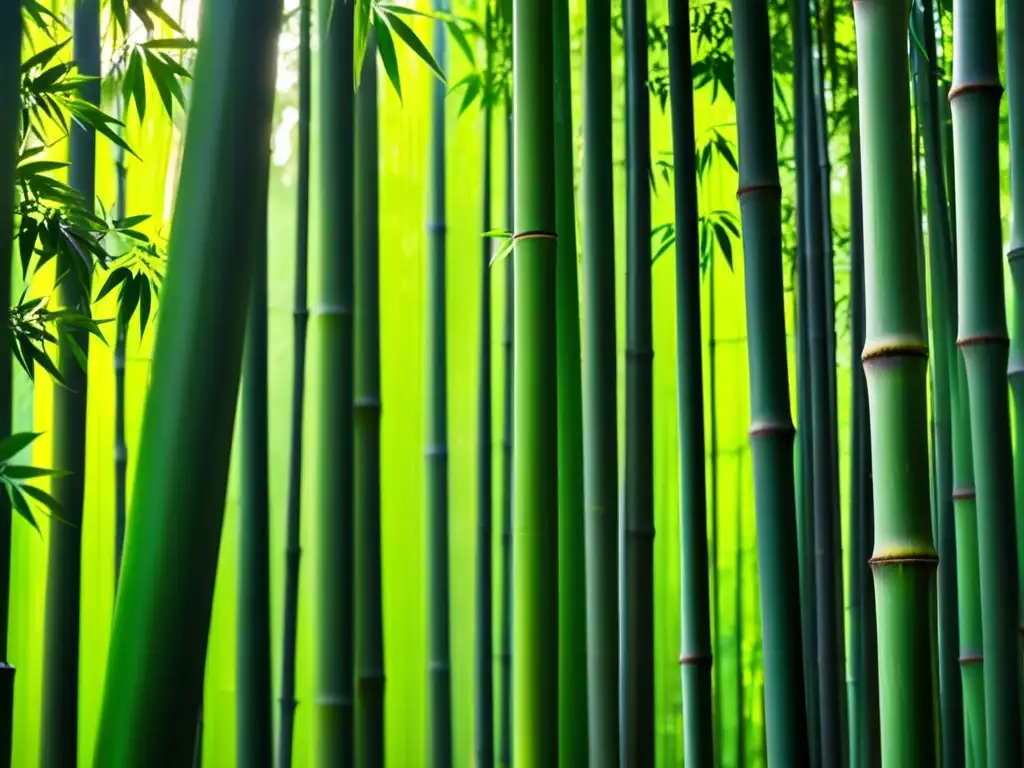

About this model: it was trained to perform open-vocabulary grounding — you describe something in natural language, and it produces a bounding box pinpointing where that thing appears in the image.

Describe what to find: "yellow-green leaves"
[358,2,447,98]
[0,432,69,531]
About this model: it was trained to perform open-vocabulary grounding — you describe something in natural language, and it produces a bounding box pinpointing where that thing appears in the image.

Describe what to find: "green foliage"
[95,237,166,340]
[355,2,448,96]
[0,432,69,531]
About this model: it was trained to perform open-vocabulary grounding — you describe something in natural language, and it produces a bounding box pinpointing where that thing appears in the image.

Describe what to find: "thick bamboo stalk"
[0,4,18,764]
[846,106,880,768]
[42,2,99,761]
[912,3,965,763]
[729,1,810,762]
[426,7,453,765]
[475,8,495,768]
[277,0,311,764]
[622,0,655,760]
[313,0,356,760]
[552,0,588,759]
[512,0,559,756]
[237,115,273,768]
[735,461,745,768]
[950,0,1024,762]
[92,0,283,760]
[354,38,384,767]
[667,2,713,765]
[1004,0,1024,646]
[709,244,721,759]
[114,129,127,585]
[580,0,619,756]
[852,0,939,763]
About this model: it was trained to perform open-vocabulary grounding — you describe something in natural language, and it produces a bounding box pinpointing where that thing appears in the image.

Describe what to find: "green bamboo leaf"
[65,333,89,372]
[142,48,175,118]
[354,0,374,87]
[125,48,147,121]
[119,273,141,328]
[373,12,402,101]
[2,465,68,480]
[19,218,38,277]
[110,0,129,33]
[20,38,70,74]
[447,20,475,66]
[0,433,42,463]
[133,0,186,35]
[482,228,512,238]
[138,277,153,339]
[16,160,69,179]
[114,214,152,229]
[488,237,516,266]
[15,337,35,381]
[712,221,733,270]
[21,483,65,517]
[458,76,481,115]
[142,38,197,50]
[8,486,39,533]
[97,267,132,302]
[28,340,65,385]
[156,52,191,80]
[384,12,446,83]
[31,62,73,91]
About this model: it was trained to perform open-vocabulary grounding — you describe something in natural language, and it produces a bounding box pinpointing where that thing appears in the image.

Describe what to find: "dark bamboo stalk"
[730,1,810,762]
[277,1,311,765]
[0,3,18,764]
[667,1,714,763]
[475,7,495,768]
[42,2,99,761]
[114,113,128,585]
[622,0,654,760]
[552,0,588,758]
[580,0,619,756]
[313,0,356,759]
[354,37,384,767]
[950,0,1024,761]
[735,458,745,768]
[426,7,453,764]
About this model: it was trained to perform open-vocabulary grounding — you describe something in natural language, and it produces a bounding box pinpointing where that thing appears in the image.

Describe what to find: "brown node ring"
[948,80,1004,103]
[736,182,781,200]
[512,229,558,242]
[679,653,713,666]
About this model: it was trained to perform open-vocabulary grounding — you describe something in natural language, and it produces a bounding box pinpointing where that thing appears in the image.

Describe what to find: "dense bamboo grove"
[7,0,1024,765]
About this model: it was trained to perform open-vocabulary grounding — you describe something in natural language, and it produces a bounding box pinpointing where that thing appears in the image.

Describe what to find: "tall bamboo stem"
[667,1,714,764]
[552,0,588,759]
[277,0,311,764]
[313,0,356,760]
[92,0,283,759]
[42,2,99,760]
[950,0,1024,762]
[852,0,939,763]
[580,0,619,755]
[730,1,810,762]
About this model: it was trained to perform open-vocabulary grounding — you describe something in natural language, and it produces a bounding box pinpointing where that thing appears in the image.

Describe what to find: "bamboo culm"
[950,0,1024,762]
[0,4,19,764]
[92,0,284,760]
[354,36,385,766]
[511,0,560,754]
[42,2,99,762]
[730,0,810,763]
[853,0,939,762]
[666,0,714,763]
[312,0,356,760]
[277,0,311,764]
[580,0,620,756]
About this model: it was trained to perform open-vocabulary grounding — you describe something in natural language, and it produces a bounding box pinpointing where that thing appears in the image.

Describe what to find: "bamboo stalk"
[237,89,274,768]
[667,1,714,764]
[580,0,619,756]
[852,0,939,763]
[426,6,453,764]
[92,0,283,760]
[950,0,1024,761]
[846,101,880,768]
[354,37,384,767]
[622,0,655,760]
[475,7,495,767]
[552,0,588,759]
[277,0,311,764]
[114,106,128,586]
[0,4,18,763]
[42,1,99,760]
[313,0,356,760]
[1004,0,1024,649]
[511,0,559,757]
[736,456,745,768]
[729,1,810,762]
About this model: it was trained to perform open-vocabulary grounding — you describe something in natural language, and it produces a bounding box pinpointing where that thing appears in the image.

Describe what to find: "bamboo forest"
[5,0,1024,765]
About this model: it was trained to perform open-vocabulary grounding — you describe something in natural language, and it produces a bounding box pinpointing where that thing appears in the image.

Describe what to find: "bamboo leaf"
[2,465,68,480]
[354,0,374,87]
[97,267,132,302]
[374,12,402,101]
[19,218,38,277]
[142,38,197,50]
[21,483,65,517]
[114,214,151,229]
[8,486,39,533]
[0,433,42,463]
[458,76,481,115]
[139,277,153,339]
[20,38,70,74]
[447,20,475,66]
[124,48,147,121]
[383,12,446,83]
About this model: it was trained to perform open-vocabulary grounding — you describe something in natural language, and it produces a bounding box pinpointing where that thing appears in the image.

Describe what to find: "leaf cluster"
[0,433,67,531]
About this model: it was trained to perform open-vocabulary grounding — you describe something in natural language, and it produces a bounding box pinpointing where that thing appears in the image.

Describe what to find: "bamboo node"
[625,524,656,540]
[747,420,795,438]
[425,444,449,459]
[426,221,448,233]
[948,80,1003,103]
[309,302,353,318]
[861,338,928,362]
[869,553,938,567]
[951,487,976,502]
[625,346,654,359]
[512,229,557,242]
[957,333,1010,349]
[736,182,781,199]
[958,654,984,666]
[678,652,713,666]
[1007,246,1024,264]
[354,396,382,411]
